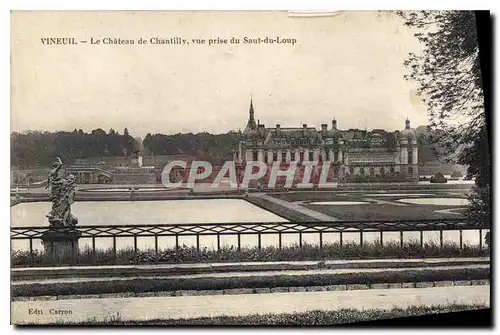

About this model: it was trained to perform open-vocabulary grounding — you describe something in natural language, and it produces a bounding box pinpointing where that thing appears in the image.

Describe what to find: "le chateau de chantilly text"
[41,36,298,46]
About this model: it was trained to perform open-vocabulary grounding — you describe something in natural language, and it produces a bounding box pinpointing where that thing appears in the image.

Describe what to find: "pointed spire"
[243,97,257,134]
[405,118,411,129]
[249,97,254,117]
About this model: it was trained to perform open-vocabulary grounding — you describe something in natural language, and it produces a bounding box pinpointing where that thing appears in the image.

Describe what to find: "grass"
[304,203,469,221]
[245,196,319,221]
[11,266,489,297]
[25,304,488,325]
[11,240,489,267]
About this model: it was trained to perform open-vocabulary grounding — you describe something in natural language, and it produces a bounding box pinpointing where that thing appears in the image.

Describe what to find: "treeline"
[12,126,440,169]
[11,129,245,168]
[11,128,139,168]
[142,131,245,164]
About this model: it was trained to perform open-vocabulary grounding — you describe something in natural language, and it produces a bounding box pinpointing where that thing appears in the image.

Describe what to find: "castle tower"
[243,98,257,134]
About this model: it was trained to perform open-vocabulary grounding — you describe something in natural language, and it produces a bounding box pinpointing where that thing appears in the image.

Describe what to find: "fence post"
[154,235,159,263]
[196,234,201,261]
[92,236,96,262]
[112,236,117,263]
[459,229,463,250]
[439,230,443,250]
[339,231,343,258]
[479,229,483,250]
[29,238,33,266]
[175,234,179,263]
[134,235,138,264]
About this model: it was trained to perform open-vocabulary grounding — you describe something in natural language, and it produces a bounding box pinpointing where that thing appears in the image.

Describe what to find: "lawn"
[304,203,466,221]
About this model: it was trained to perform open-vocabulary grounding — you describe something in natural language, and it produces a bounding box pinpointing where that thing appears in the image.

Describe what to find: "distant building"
[236,99,419,182]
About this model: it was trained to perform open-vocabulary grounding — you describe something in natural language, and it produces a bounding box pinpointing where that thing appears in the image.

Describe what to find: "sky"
[11,11,428,138]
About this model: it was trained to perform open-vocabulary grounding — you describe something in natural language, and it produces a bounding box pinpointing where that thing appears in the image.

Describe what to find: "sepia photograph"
[9,10,491,326]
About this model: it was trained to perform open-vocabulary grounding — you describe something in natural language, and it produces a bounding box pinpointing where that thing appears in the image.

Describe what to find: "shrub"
[11,239,489,267]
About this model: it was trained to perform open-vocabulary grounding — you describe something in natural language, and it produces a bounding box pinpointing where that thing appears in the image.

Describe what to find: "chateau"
[236,99,419,182]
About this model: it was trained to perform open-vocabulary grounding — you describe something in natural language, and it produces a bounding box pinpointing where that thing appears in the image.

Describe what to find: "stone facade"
[236,99,419,182]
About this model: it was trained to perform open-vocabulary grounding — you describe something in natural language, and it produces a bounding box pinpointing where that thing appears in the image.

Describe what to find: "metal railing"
[11,218,490,263]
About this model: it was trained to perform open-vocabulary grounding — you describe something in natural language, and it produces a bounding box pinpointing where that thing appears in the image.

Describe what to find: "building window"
[408,167,413,176]
[390,167,395,175]
[291,138,295,145]
[281,152,287,162]
[291,152,296,161]
[380,167,385,175]
[360,167,365,176]
[326,151,330,160]
[273,152,278,162]
[319,154,323,162]
[264,153,268,164]
[369,167,375,176]
[309,152,314,161]
[349,167,354,175]
[408,149,413,164]
[334,151,338,162]
[299,152,304,162]
[334,167,339,177]
[252,151,258,161]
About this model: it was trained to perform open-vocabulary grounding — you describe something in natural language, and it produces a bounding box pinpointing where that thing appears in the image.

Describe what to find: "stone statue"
[45,157,78,227]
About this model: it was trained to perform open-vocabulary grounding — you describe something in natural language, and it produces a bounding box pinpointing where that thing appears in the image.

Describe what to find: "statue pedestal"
[41,229,82,264]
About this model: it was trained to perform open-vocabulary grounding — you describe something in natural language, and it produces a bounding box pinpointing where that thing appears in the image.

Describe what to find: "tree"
[399,11,489,220]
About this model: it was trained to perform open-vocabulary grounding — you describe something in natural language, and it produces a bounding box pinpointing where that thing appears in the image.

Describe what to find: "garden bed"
[11,240,489,267]
[11,267,489,297]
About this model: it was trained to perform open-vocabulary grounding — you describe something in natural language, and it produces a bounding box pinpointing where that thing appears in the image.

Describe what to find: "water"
[11,199,487,252]
[11,199,287,252]
[81,188,174,192]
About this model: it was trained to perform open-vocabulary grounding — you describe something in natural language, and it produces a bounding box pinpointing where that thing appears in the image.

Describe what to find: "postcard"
[10,10,490,326]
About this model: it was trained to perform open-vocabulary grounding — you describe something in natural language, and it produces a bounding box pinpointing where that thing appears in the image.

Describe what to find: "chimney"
[321,124,328,132]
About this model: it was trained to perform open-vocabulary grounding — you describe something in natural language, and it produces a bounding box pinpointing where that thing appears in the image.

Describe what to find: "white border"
[2,1,498,334]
